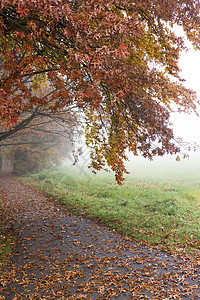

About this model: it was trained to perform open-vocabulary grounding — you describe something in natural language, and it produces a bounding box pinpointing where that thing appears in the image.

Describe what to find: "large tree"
[0,0,200,182]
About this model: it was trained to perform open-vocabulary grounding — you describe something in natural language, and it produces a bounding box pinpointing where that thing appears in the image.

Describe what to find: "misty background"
[63,44,200,181]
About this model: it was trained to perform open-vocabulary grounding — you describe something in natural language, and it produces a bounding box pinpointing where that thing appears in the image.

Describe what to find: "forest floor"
[0,176,199,299]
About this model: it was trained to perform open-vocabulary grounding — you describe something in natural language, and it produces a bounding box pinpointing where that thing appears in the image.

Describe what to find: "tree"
[1,111,77,174]
[0,0,200,183]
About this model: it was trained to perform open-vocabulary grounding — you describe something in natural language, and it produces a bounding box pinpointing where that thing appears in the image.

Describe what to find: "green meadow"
[0,197,15,270]
[22,154,200,255]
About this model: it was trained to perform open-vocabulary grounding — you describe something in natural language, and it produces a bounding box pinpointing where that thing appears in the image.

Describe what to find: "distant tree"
[1,112,77,174]
[0,0,200,182]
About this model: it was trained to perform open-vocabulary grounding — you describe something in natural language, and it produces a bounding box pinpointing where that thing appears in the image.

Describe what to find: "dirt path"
[0,176,199,299]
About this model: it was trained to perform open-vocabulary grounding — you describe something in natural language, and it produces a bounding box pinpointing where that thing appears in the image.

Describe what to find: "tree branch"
[0,109,39,142]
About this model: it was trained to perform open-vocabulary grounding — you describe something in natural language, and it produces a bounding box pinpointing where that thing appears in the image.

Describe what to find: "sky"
[171,35,200,143]
[173,51,200,138]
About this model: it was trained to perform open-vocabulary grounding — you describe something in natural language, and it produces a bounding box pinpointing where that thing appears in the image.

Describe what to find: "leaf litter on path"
[0,176,199,299]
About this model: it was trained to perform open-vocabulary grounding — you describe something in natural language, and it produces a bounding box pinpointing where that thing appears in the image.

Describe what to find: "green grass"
[21,158,200,255]
[0,196,15,270]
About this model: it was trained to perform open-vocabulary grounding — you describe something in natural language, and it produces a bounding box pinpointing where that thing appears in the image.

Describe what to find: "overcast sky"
[171,36,200,143]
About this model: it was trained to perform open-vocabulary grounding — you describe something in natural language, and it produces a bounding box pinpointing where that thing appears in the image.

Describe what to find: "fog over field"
[63,147,200,184]
[124,152,200,180]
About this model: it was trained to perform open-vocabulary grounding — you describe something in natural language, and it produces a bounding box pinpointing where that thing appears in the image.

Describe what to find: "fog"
[173,45,200,144]
[63,45,200,181]
[124,152,200,180]
[62,143,200,183]
[125,44,200,179]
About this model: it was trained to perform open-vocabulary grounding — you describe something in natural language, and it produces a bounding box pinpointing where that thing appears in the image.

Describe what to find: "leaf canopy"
[0,0,200,182]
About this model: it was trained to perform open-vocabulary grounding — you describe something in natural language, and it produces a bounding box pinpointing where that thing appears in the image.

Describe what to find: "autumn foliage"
[0,0,200,182]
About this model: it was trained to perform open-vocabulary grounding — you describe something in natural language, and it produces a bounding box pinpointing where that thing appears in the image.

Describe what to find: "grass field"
[0,196,15,270]
[22,155,200,255]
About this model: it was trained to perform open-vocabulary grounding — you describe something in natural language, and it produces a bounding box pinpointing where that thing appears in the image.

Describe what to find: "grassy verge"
[21,165,200,255]
[0,196,15,271]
